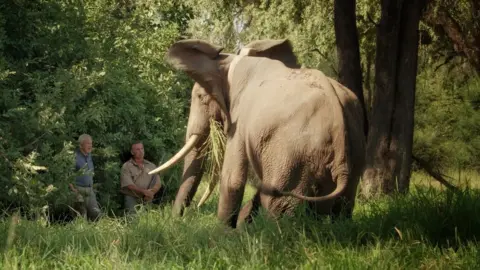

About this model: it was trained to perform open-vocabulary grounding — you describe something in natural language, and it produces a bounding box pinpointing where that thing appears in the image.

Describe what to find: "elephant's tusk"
[197,173,219,207]
[149,135,200,175]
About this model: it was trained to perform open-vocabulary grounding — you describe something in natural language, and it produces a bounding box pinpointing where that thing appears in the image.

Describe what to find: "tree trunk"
[334,0,368,135]
[365,50,374,117]
[392,0,426,193]
[361,0,405,197]
[361,0,428,197]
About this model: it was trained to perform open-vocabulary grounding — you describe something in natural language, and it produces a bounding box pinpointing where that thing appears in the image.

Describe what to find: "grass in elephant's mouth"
[200,119,226,182]
[1,179,480,269]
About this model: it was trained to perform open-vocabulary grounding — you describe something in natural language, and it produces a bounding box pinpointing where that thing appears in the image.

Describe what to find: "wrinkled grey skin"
[153,39,366,228]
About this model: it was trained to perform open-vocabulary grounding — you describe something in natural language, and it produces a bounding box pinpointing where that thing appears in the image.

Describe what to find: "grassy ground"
[1,171,480,269]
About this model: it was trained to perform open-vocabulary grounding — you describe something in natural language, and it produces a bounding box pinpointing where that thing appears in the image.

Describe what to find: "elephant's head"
[149,38,300,216]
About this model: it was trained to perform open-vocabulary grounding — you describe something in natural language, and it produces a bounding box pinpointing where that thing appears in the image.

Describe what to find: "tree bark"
[361,0,428,197]
[361,0,405,197]
[334,0,368,135]
[364,50,374,117]
[392,0,427,193]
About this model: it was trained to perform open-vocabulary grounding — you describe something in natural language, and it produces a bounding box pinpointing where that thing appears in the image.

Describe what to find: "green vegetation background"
[0,0,478,223]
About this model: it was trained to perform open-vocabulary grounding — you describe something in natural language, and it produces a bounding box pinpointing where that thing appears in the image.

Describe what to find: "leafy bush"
[1,0,479,219]
[414,65,480,172]
[0,0,193,217]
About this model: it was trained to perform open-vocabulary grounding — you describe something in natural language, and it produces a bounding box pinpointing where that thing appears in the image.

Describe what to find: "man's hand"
[144,188,157,202]
[143,189,154,201]
[69,183,78,193]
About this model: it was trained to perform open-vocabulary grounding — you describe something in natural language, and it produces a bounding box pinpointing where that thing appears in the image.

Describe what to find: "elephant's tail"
[255,173,348,202]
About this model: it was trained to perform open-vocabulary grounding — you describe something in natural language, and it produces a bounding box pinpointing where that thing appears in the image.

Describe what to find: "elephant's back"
[240,74,339,131]
[240,78,340,164]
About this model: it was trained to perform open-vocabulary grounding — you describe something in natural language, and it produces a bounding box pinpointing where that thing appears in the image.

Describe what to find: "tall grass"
[2,125,479,269]
[1,180,480,269]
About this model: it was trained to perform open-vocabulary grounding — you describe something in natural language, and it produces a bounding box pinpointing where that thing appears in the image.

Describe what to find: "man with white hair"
[69,133,102,221]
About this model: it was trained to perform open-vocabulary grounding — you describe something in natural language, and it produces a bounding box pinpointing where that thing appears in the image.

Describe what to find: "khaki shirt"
[120,159,161,197]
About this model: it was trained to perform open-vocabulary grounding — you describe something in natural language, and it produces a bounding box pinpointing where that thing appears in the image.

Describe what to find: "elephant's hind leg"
[259,163,309,219]
[237,191,261,227]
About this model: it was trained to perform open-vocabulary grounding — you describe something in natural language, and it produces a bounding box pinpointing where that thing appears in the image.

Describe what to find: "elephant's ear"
[239,39,300,68]
[166,39,224,90]
[166,39,232,132]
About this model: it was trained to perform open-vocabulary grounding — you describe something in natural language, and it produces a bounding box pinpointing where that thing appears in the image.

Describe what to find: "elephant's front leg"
[217,138,248,228]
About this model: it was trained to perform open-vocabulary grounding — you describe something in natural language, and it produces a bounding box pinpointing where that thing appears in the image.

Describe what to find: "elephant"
[149,38,366,228]
[194,39,301,209]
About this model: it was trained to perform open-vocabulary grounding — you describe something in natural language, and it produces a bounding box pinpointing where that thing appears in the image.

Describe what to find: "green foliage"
[184,0,339,76]
[422,0,480,67]
[0,0,193,217]
[1,182,480,268]
[412,0,480,173]
[414,69,480,171]
[0,0,479,217]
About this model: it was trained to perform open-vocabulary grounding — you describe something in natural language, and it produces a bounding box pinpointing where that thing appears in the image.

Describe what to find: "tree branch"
[309,48,339,76]
[412,155,459,191]
[423,4,480,72]
[434,52,459,71]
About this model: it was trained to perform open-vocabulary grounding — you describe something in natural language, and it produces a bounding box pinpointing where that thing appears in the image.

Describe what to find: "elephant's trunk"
[172,149,206,216]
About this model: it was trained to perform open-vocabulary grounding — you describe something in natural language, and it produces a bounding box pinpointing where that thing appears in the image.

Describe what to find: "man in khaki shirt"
[120,141,162,213]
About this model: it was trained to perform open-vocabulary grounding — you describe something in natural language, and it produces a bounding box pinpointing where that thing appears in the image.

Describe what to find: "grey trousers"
[73,186,102,221]
[124,195,153,214]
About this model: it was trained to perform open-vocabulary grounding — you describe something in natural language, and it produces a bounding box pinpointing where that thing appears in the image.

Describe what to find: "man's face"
[80,138,93,154]
[131,143,144,160]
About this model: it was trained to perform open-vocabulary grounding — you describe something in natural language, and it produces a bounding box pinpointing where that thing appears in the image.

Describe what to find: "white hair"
[78,134,92,144]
